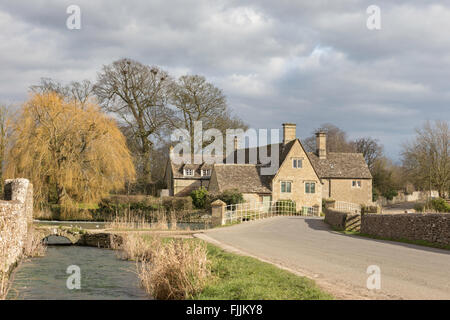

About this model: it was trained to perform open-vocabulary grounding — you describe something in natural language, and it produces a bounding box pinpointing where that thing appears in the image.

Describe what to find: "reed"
[137,238,211,300]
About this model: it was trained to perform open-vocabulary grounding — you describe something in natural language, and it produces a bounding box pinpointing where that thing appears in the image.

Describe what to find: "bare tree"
[94,58,173,194]
[402,120,450,198]
[69,79,94,106]
[30,77,94,108]
[303,123,355,153]
[352,137,383,171]
[169,74,247,153]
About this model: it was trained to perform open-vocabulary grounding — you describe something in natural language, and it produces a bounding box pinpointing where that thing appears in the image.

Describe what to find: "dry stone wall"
[0,179,33,274]
[361,213,450,246]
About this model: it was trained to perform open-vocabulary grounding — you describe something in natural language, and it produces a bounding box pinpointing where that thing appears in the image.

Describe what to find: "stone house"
[164,123,372,208]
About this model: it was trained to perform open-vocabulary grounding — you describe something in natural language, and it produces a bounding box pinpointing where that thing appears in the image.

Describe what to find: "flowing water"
[8,245,148,300]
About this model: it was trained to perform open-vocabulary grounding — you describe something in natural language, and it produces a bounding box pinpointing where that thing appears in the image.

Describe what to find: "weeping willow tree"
[5,92,135,208]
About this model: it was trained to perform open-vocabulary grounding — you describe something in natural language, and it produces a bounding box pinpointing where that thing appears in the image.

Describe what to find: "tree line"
[0,58,448,208]
[0,58,247,208]
[302,122,449,200]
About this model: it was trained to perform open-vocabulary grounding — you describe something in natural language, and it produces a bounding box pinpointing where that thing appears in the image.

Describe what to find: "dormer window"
[184,169,194,176]
[292,158,303,168]
[201,169,211,176]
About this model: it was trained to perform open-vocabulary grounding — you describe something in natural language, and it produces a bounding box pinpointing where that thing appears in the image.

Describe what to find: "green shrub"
[162,196,193,212]
[382,189,398,201]
[414,203,424,213]
[190,187,209,209]
[275,200,296,215]
[217,189,244,206]
[372,189,380,202]
[429,198,450,213]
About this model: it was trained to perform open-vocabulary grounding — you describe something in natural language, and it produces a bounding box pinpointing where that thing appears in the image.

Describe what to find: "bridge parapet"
[0,179,33,274]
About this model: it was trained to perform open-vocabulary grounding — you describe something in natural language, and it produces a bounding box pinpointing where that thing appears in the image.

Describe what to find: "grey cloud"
[0,0,449,160]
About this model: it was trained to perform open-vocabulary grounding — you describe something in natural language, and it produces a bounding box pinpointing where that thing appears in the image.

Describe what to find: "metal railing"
[333,201,361,214]
[223,200,320,225]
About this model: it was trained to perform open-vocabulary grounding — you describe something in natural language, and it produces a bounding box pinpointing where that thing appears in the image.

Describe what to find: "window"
[352,180,362,188]
[305,182,316,194]
[281,181,292,193]
[292,158,303,168]
[184,169,194,176]
[201,169,211,176]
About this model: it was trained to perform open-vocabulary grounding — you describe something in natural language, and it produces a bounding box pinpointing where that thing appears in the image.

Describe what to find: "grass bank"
[193,243,332,300]
[121,234,332,300]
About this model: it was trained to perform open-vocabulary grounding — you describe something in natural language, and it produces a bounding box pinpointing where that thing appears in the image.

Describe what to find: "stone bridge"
[36,226,83,244]
[35,226,122,248]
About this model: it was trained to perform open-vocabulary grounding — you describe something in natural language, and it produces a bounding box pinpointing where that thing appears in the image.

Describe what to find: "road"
[381,201,419,214]
[201,216,450,300]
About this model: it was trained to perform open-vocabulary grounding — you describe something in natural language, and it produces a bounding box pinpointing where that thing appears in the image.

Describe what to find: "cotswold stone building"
[164,123,373,208]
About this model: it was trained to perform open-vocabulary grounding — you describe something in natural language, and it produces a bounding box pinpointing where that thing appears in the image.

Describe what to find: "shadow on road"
[286,216,332,231]
[288,216,450,255]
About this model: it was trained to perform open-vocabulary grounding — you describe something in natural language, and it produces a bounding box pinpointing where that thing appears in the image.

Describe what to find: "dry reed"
[137,238,211,300]
[113,232,211,299]
[105,209,179,231]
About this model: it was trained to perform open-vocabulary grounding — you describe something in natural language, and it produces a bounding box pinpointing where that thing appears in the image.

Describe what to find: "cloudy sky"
[1,0,449,160]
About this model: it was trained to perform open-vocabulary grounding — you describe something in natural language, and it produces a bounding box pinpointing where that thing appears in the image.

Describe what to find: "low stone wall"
[0,179,33,274]
[324,208,361,231]
[361,213,450,246]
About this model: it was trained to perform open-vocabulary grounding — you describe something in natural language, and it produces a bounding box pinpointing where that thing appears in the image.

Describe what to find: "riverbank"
[125,234,332,300]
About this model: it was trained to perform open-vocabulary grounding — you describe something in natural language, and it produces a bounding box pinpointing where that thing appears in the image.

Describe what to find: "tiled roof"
[169,140,372,188]
[170,159,212,179]
[307,152,372,179]
[212,164,272,193]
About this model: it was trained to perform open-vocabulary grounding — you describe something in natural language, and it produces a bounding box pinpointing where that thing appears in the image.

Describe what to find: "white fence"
[333,201,361,214]
[223,200,319,225]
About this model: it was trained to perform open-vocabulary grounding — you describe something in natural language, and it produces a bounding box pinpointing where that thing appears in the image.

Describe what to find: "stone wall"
[324,208,361,231]
[361,213,450,246]
[0,179,33,274]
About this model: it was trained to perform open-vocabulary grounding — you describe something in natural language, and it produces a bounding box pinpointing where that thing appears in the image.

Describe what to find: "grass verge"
[116,234,332,300]
[192,243,332,300]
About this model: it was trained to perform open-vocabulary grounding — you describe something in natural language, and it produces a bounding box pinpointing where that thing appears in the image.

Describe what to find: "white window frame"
[201,169,211,176]
[184,169,194,176]
[352,180,362,188]
[292,158,303,169]
[281,181,292,193]
[305,182,316,194]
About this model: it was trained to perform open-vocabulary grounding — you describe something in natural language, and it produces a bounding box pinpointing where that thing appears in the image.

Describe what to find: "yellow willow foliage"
[5,92,135,208]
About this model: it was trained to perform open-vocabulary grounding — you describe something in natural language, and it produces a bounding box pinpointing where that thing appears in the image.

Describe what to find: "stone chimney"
[282,123,296,145]
[234,136,239,151]
[169,145,174,160]
[316,131,327,159]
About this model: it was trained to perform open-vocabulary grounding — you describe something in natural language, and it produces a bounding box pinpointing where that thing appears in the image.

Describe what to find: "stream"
[7,245,148,300]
